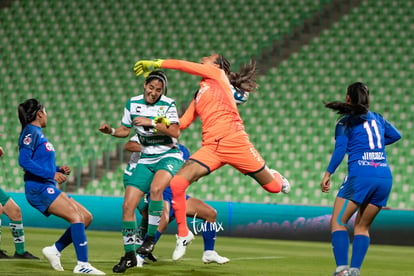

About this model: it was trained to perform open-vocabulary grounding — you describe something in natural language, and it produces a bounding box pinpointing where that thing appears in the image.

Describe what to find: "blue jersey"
[18,124,58,184]
[327,111,401,177]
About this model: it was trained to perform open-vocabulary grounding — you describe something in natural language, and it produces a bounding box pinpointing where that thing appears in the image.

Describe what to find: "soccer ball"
[231,85,249,105]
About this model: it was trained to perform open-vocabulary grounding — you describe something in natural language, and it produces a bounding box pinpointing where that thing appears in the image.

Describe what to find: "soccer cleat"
[136,255,145,268]
[42,245,64,271]
[14,251,40,259]
[270,169,291,194]
[112,251,137,273]
[0,249,10,258]
[348,268,360,276]
[146,252,157,262]
[172,230,194,261]
[281,177,291,194]
[332,268,350,276]
[202,250,230,264]
[73,262,105,275]
[136,236,155,256]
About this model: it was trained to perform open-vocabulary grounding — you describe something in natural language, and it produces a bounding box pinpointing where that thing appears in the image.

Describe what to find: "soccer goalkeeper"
[134,55,291,260]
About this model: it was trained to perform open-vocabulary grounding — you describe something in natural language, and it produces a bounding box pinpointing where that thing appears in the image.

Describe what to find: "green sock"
[147,200,163,237]
[10,220,25,254]
[122,221,137,253]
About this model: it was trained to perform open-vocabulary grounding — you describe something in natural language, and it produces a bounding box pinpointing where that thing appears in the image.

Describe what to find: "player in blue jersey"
[320,82,401,276]
[125,140,229,266]
[17,99,105,275]
[0,146,39,259]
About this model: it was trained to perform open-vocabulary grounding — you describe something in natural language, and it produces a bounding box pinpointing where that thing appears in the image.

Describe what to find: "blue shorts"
[25,181,62,217]
[337,176,392,207]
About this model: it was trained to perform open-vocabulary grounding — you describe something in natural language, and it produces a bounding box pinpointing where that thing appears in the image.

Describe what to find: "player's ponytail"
[324,82,370,127]
[18,98,43,131]
[324,82,369,116]
[216,55,258,93]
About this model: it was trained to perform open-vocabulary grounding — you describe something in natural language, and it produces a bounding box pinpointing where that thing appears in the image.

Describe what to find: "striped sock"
[10,220,25,254]
[147,200,163,237]
[122,221,137,253]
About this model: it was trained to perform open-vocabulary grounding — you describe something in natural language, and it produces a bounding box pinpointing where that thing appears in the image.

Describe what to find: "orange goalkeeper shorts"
[189,131,266,174]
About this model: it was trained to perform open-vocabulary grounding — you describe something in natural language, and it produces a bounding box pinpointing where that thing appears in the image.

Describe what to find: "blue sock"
[154,230,161,244]
[350,235,370,269]
[332,230,349,266]
[201,222,216,251]
[55,226,72,252]
[71,223,88,262]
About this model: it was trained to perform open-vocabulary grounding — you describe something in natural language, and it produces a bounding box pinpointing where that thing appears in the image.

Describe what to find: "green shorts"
[0,187,11,206]
[123,157,183,194]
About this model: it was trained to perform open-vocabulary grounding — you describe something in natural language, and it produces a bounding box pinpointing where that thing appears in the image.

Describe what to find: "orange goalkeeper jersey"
[161,59,245,144]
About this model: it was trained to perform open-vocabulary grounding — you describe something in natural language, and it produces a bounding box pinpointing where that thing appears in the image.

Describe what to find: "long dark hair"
[324,82,370,116]
[18,98,43,131]
[215,55,258,93]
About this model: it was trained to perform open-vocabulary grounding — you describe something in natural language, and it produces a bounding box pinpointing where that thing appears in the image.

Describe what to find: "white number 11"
[363,120,382,150]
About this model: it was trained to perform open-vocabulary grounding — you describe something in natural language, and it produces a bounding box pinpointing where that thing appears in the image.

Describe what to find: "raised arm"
[179,99,197,130]
[161,60,222,80]
[134,59,223,81]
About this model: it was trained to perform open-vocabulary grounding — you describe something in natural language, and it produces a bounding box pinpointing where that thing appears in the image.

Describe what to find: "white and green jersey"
[121,94,182,164]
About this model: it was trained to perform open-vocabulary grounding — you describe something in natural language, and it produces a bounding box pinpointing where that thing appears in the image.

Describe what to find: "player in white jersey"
[99,70,183,273]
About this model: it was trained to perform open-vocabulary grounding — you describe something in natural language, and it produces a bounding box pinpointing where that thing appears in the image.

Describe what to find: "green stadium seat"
[0,0,412,209]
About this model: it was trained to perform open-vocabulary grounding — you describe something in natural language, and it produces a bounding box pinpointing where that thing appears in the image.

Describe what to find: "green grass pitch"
[0,227,412,275]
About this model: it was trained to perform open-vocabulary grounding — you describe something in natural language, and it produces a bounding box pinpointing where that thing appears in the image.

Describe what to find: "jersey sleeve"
[18,131,56,180]
[326,121,348,174]
[179,99,197,130]
[383,119,401,145]
[161,59,222,80]
[121,100,133,127]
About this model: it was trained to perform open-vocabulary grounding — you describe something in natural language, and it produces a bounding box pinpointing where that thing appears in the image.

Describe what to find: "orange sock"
[170,175,190,237]
[262,173,282,193]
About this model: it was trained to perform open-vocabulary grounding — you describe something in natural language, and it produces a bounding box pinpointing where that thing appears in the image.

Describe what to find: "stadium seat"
[0,0,412,209]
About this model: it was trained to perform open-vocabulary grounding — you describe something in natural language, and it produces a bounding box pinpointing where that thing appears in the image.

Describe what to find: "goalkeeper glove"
[134,59,164,77]
[153,116,171,127]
